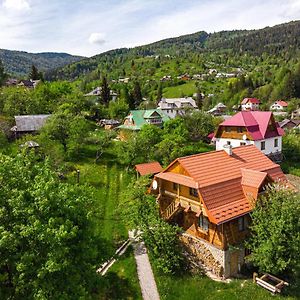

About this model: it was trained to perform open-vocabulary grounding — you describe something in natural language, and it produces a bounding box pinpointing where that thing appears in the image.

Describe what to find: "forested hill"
[49,20,300,80]
[0,49,83,77]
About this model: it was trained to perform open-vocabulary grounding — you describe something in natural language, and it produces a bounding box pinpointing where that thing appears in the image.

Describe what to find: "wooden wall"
[216,126,252,140]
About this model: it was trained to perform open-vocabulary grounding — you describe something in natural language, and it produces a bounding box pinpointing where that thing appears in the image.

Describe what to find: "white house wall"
[216,136,282,155]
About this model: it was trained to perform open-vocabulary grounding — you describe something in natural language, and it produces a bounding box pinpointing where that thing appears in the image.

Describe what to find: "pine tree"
[29,65,40,80]
[156,84,163,103]
[132,81,142,108]
[0,59,6,86]
[100,75,110,105]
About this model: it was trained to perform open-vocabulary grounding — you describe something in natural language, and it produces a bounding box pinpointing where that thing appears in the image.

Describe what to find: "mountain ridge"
[0,49,84,77]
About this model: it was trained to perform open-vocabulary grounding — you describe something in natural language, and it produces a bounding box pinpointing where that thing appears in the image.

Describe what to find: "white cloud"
[88,32,106,45]
[3,0,30,11]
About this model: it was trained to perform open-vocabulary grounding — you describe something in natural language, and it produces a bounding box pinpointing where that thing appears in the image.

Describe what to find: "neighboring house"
[85,87,118,101]
[241,98,260,111]
[160,75,172,82]
[97,119,120,130]
[177,74,190,81]
[157,97,198,119]
[279,119,300,131]
[151,145,289,278]
[17,79,41,89]
[135,161,163,177]
[270,100,288,111]
[11,114,51,136]
[117,109,169,132]
[118,78,130,83]
[5,78,18,86]
[18,80,34,89]
[214,111,284,161]
[208,103,227,116]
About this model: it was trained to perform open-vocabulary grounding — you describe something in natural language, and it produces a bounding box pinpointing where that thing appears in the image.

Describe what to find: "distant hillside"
[49,20,300,80]
[0,49,84,77]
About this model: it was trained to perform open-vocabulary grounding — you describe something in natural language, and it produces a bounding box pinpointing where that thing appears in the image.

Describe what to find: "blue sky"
[0,0,300,57]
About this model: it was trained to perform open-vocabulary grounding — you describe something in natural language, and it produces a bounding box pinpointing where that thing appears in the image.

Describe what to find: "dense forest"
[0,49,83,76]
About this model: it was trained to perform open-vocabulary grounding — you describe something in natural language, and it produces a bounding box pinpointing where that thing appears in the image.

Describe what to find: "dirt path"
[130,232,160,300]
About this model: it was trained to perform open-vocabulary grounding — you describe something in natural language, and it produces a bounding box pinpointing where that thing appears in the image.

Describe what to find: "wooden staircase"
[162,200,180,220]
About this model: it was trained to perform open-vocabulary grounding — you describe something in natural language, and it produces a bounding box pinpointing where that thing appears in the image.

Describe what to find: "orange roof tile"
[241,169,267,188]
[155,172,198,189]
[158,145,287,224]
[135,161,163,176]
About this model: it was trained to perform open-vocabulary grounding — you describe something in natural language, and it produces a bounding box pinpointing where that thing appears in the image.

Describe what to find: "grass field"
[153,271,300,300]
[68,158,142,299]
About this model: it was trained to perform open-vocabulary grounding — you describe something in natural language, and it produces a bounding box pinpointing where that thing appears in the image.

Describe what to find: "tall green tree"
[132,81,143,108]
[100,76,110,105]
[0,59,6,86]
[121,177,184,274]
[29,65,40,80]
[41,110,89,156]
[247,186,300,275]
[156,83,163,103]
[0,153,107,299]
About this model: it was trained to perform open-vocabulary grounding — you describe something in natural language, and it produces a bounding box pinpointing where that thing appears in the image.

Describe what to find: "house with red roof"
[270,100,288,111]
[214,111,284,161]
[135,161,163,177]
[241,98,260,111]
[151,145,289,278]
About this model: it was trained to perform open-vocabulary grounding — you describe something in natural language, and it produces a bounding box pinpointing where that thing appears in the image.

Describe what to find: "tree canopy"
[0,153,107,299]
[247,186,300,276]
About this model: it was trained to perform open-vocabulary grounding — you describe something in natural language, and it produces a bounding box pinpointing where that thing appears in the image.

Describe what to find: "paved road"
[132,240,160,300]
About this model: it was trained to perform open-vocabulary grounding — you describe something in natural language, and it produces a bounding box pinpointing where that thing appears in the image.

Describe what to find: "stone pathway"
[130,231,160,300]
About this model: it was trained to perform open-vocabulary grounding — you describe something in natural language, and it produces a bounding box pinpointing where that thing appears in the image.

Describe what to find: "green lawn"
[154,272,299,300]
[163,82,196,98]
[67,155,142,300]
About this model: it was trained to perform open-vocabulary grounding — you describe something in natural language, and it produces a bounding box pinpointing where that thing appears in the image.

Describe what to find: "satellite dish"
[152,180,158,190]
[242,134,247,141]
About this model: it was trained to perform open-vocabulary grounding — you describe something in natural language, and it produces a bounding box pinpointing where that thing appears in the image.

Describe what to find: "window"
[198,215,209,231]
[237,127,243,133]
[240,142,246,146]
[189,188,198,197]
[261,141,265,150]
[274,138,278,147]
[173,183,178,191]
[227,141,231,146]
[225,127,231,133]
[238,216,245,231]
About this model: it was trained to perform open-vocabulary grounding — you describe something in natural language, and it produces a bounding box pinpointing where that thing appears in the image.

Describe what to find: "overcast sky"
[1,0,300,57]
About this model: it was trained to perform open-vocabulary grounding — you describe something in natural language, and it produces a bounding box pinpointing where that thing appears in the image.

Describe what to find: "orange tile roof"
[135,161,163,176]
[241,169,267,188]
[155,172,198,189]
[158,145,287,224]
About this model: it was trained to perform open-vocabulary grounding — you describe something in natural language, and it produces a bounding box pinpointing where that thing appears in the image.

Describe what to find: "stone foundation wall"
[181,233,245,278]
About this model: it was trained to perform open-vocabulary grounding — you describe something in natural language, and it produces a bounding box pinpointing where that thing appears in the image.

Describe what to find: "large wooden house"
[214,111,284,161]
[151,145,288,278]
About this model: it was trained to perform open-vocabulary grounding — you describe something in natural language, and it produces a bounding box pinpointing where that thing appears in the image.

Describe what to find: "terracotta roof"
[241,169,267,188]
[158,145,287,224]
[241,98,260,104]
[275,100,288,107]
[155,172,198,189]
[135,161,163,176]
[220,111,284,140]
[210,198,251,224]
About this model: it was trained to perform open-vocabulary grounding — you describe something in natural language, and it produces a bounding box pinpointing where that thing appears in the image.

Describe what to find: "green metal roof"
[118,109,169,131]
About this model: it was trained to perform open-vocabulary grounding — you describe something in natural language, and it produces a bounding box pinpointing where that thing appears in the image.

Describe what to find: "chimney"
[223,144,233,156]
